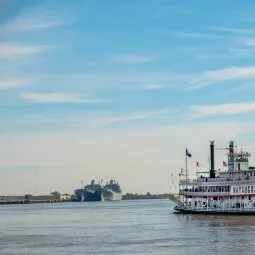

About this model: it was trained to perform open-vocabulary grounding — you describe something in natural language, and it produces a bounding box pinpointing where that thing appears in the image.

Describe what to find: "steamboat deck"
[174,141,255,215]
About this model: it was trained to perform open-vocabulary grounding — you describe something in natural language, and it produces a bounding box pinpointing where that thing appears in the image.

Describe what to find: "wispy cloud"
[195,48,255,60]
[20,93,108,104]
[91,109,177,127]
[38,72,190,93]
[0,78,33,91]
[195,54,230,60]
[6,18,63,32]
[188,102,255,119]
[32,66,255,94]
[187,66,255,90]
[2,9,71,32]
[211,27,255,47]
[215,27,255,35]
[142,84,172,90]
[109,54,155,64]
[172,29,244,41]
[0,43,50,59]
[121,83,173,91]
[174,31,221,39]
[243,39,255,46]
[205,66,255,80]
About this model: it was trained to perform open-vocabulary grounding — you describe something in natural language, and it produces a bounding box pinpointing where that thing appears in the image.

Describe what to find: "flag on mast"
[186,148,192,158]
[196,161,200,167]
[223,161,228,167]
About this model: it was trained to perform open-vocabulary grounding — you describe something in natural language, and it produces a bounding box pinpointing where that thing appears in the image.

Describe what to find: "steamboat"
[174,141,255,215]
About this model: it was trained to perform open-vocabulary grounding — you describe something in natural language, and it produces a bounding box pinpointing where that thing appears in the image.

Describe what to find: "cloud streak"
[244,39,255,46]
[26,65,255,94]
[0,43,50,59]
[187,66,255,90]
[37,72,190,93]
[174,31,221,39]
[108,54,155,64]
[20,93,108,104]
[215,27,255,35]
[188,102,255,119]
[6,18,64,32]
[142,84,172,90]
[2,6,71,33]
[0,78,33,91]
[96,109,176,126]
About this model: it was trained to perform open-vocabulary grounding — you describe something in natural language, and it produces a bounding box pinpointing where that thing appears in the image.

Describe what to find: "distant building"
[60,194,71,201]
[25,194,60,203]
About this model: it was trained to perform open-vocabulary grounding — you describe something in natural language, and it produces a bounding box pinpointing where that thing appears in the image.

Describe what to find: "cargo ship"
[74,179,122,202]
[174,141,255,215]
[102,180,122,201]
[74,180,103,202]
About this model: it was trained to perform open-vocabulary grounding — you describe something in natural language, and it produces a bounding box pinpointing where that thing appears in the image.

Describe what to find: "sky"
[2,0,255,195]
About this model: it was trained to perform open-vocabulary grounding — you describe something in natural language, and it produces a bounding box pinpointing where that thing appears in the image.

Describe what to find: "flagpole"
[185,147,188,183]
[185,147,188,206]
[183,146,188,206]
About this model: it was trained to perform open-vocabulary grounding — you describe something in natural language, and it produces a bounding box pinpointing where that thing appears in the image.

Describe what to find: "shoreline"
[0,193,171,205]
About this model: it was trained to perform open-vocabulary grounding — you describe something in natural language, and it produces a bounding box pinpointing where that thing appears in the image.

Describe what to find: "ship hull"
[83,190,102,202]
[174,206,255,215]
[74,189,84,202]
[74,189,102,202]
[102,189,122,201]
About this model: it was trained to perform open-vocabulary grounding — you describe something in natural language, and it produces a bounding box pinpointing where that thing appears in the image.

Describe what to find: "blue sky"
[2,0,255,194]
[2,0,255,131]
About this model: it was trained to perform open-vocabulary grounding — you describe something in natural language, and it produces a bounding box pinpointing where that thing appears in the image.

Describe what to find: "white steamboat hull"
[174,205,255,215]
[102,189,122,201]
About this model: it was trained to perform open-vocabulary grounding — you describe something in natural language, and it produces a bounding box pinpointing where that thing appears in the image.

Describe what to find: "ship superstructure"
[174,141,255,215]
[102,180,122,201]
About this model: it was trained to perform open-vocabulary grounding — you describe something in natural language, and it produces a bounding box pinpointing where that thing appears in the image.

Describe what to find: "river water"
[0,199,255,255]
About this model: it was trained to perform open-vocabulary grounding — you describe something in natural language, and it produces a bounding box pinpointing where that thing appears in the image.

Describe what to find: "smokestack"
[210,141,215,178]
[228,141,234,171]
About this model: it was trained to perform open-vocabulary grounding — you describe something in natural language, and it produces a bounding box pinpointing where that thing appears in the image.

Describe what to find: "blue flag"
[186,148,192,158]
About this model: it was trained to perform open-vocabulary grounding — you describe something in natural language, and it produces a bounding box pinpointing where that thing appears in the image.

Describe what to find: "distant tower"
[81,180,84,189]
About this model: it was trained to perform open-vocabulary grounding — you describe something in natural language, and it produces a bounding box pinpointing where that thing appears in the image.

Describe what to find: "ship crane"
[215,147,229,150]
[215,147,231,156]
[215,145,250,155]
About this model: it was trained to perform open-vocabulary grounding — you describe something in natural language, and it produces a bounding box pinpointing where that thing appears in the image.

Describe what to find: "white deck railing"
[180,178,255,186]
[179,191,230,196]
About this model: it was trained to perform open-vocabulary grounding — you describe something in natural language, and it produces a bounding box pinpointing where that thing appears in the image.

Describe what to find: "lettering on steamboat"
[231,185,254,195]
